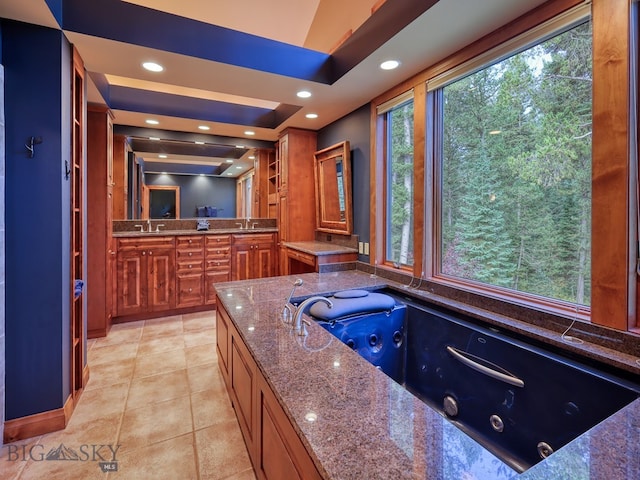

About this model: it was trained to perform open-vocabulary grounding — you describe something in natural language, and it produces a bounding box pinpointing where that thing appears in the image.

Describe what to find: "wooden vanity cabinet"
[176,235,205,308]
[216,299,322,480]
[115,236,175,316]
[231,233,276,281]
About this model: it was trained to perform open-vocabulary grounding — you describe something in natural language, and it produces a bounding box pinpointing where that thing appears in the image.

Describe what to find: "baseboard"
[3,394,74,444]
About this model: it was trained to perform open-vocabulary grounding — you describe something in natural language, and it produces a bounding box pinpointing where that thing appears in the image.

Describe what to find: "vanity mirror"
[314,141,352,235]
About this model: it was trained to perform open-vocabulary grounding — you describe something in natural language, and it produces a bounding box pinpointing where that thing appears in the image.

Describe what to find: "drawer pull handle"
[189,264,192,268]
[189,252,192,256]
[188,288,192,292]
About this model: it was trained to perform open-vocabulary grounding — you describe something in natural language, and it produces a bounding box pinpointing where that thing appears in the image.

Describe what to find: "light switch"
[358,242,364,254]
[364,242,370,255]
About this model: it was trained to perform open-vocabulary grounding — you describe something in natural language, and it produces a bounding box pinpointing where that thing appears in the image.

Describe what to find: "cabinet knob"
[188,239,192,244]
[142,251,146,256]
[216,238,221,242]
[149,251,153,255]
[189,252,193,257]
[188,288,192,292]
[217,262,220,266]
[189,264,192,269]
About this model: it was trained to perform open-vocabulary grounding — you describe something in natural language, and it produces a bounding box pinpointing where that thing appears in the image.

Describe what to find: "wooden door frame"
[142,185,181,219]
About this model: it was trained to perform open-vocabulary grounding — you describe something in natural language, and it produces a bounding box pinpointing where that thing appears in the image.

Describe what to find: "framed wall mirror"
[314,141,352,235]
[143,185,181,219]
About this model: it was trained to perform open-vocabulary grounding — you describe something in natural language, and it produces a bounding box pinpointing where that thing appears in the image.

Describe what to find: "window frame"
[370,0,636,331]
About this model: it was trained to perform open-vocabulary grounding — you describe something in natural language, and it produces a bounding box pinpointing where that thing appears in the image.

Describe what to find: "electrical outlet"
[364,242,370,255]
[358,242,364,254]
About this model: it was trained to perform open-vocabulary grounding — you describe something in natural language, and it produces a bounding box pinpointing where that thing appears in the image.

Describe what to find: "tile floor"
[0,311,256,480]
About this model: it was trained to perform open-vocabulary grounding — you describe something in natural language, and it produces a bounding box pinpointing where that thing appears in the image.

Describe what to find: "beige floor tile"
[221,468,258,480]
[182,312,216,333]
[187,363,225,394]
[133,348,186,378]
[196,421,253,480]
[93,322,143,348]
[137,335,185,357]
[85,358,135,391]
[191,389,235,431]
[68,383,129,425]
[118,396,193,451]
[16,442,108,480]
[142,316,184,339]
[39,412,121,449]
[0,436,42,480]
[184,328,216,348]
[185,343,217,368]
[88,342,138,367]
[126,369,190,410]
[113,433,197,480]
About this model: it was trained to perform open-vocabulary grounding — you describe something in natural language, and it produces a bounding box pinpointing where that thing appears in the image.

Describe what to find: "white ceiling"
[0,0,549,176]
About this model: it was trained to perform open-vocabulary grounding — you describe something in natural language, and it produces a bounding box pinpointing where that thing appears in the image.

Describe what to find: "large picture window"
[385,99,415,268]
[438,19,592,306]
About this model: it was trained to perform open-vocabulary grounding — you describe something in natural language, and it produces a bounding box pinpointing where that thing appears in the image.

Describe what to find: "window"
[384,99,415,268]
[436,19,592,306]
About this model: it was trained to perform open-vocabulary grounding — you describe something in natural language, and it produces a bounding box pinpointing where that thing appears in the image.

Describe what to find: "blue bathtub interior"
[304,288,640,473]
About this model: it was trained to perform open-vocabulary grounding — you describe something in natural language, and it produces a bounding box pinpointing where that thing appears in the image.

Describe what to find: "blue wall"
[3,20,71,420]
[317,103,371,261]
[145,173,237,218]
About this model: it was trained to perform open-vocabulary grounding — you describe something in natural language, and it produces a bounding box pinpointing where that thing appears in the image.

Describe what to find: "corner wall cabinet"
[276,128,317,275]
[216,299,322,480]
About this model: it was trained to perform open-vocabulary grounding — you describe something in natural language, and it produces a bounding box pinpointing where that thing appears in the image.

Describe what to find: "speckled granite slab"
[214,271,640,480]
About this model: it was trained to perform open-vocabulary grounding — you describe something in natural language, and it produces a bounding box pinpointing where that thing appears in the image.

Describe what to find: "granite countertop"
[214,270,640,480]
[112,227,278,237]
[283,241,358,256]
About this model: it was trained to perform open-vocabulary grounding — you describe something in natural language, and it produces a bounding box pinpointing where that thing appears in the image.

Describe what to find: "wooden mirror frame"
[314,141,352,235]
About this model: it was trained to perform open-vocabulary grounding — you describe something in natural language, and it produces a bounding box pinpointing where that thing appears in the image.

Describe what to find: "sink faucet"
[293,296,333,336]
[155,223,165,233]
[134,224,144,232]
[146,219,152,232]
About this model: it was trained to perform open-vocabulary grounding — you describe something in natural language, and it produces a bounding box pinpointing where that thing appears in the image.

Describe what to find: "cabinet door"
[115,249,145,316]
[205,270,230,304]
[254,244,275,279]
[231,333,257,462]
[216,301,230,385]
[231,244,252,281]
[147,247,175,311]
[278,134,288,192]
[176,273,204,307]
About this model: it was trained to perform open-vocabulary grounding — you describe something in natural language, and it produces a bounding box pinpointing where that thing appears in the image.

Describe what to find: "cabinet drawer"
[177,259,204,273]
[232,233,275,245]
[177,248,204,260]
[176,236,204,248]
[206,234,231,246]
[287,248,316,266]
[206,258,231,271]
[116,236,174,251]
[205,246,230,258]
[177,274,204,306]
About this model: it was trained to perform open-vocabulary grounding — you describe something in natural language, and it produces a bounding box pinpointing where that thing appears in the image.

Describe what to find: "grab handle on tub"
[446,346,524,388]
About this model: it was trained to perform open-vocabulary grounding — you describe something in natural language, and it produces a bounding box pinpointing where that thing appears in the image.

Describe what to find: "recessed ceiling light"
[198,125,210,131]
[142,62,163,72]
[235,145,245,149]
[158,154,167,159]
[149,137,160,141]
[248,155,255,160]
[236,166,242,169]
[145,119,159,125]
[380,60,400,70]
[244,130,255,136]
[195,141,205,145]
[297,90,312,98]
[226,173,233,176]
[226,159,234,163]
[305,113,318,119]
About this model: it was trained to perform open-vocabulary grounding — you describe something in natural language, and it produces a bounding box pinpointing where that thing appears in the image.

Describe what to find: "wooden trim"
[591,0,632,329]
[143,185,180,219]
[82,364,90,388]
[412,82,426,278]
[3,395,74,443]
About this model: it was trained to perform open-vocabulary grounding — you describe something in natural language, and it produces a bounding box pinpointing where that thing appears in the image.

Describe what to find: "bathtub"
[308,288,640,473]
